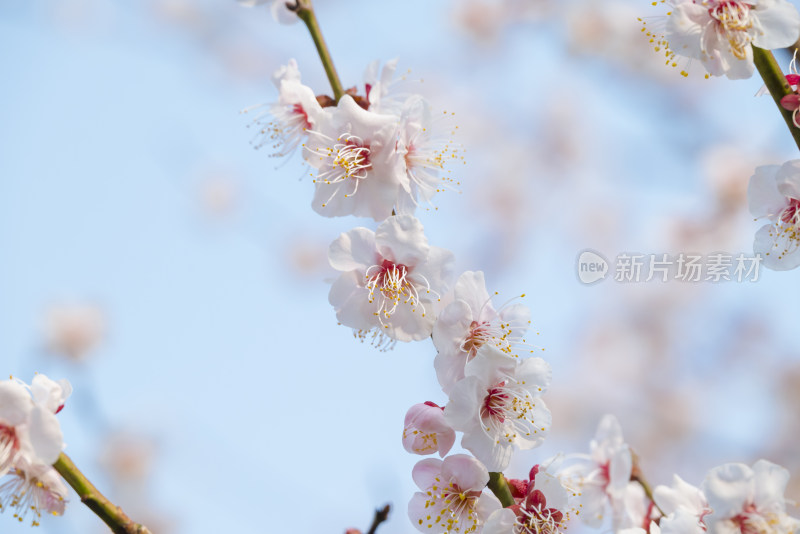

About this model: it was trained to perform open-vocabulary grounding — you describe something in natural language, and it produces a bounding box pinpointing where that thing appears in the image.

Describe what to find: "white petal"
[654,474,706,516]
[748,165,785,218]
[754,223,800,270]
[420,246,456,286]
[752,0,800,49]
[483,508,517,534]
[432,299,474,356]
[465,344,516,382]
[31,375,71,414]
[375,215,430,267]
[270,0,299,24]
[0,381,32,427]
[515,357,552,392]
[703,462,753,519]
[329,272,377,331]
[666,3,708,59]
[461,427,513,472]
[443,377,483,430]
[381,298,436,342]
[328,228,377,272]
[775,159,800,200]
[752,459,790,509]
[452,271,491,314]
[475,491,502,523]
[28,406,63,465]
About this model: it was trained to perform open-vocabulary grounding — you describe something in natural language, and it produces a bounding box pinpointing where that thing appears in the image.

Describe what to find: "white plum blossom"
[244,59,326,158]
[29,375,72,416]
[662,0,800,79]
[328,215,455,344]
[702,459,800,533]
[444,345,551,471]
[363,58,403,114]
[653,474,709,534]
[403,402,456,457]
[393,96,462,217]
[236,0,298,24]
[748,160,800,270]
[556,414,632,529]
[304,94,404,220]
[0,376,69,479]
[0,375,70,525]
[433,271,531,394]
[408,454,500,534]
[0,456,68,525]
[484,463,576,534]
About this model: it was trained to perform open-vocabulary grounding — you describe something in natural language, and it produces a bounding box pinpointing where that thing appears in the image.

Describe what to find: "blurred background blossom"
[3,0,800,532]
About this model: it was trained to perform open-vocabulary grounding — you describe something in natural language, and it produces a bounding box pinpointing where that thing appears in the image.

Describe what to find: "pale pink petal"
[328,228,377,272]
[748,165,785,218]
[411,458,443,490]
[375,215,430,267]
[441,454,489,492]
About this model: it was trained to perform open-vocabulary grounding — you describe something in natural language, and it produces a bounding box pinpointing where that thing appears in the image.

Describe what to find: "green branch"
[53,453,150,534]
[753,46,800,152]
[293,0,345,102]
[487,472,516,508]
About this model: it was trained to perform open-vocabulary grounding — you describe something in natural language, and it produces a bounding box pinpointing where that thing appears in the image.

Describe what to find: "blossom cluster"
[639,1,800,273]
[643,0,799,80]
[240,2,800,533]
[0,375,71,526]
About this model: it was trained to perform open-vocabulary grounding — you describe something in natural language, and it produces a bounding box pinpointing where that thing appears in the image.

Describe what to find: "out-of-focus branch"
[631,452,665,518]
[53,453,151,534]
[366,504,391,534]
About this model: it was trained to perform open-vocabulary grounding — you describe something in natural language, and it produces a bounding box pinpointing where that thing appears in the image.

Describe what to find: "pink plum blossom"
[484,463,575,534]
[403,402,456,457]
[408,454,500,534]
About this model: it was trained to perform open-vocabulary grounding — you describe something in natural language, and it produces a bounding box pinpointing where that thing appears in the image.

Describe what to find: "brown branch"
[366,504,391,534]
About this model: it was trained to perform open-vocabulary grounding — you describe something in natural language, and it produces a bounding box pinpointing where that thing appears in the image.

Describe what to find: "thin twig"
[291,0,345,102]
